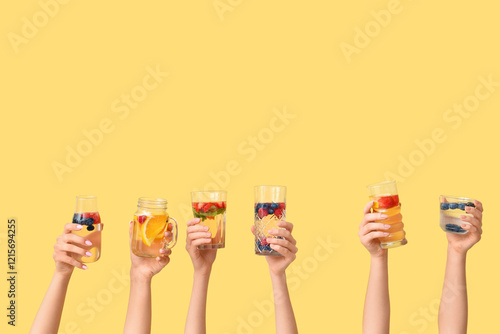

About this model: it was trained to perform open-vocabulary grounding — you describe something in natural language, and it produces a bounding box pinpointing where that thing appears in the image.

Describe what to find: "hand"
[129,221,171,281]
[446,200,483,255]
[359,201,391,258]
[186,218,217,276]
[251,221,298,276]
[53,223,93,276]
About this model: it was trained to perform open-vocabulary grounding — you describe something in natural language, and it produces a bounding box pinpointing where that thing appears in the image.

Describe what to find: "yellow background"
[1,0,500,333]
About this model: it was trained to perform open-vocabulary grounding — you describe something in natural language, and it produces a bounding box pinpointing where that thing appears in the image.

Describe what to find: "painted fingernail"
[82,265,88,270]
[203,226,209,231]
[380,214,388,219]
[76,225,83,230]
[384,224,391,229]
[85,240,92,246]
[269,229,276,234]
[383,232,390,236]
[85,251,92,257]
[159,249,166,254]
[205,233,212,237]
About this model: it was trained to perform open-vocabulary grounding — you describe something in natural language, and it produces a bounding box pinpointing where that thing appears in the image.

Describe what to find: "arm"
[359,201,392,334]
[124,221,171,334]
[439,200,483,334]
[184,218,217,334]
[30,223,92,334]
[254,220,299,334]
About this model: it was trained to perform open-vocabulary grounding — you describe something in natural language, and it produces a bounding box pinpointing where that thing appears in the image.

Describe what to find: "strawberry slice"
[202,202,214,213]
[258,208,267,218]
[196,202,204,211]
[279,203,286,209]
[273,208,283,218]
[137,215,147,224]
[377,195,399,209]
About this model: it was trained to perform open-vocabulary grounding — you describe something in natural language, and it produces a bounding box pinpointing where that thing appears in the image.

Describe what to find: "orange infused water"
[132,213,169,257]
[370,194,406,248]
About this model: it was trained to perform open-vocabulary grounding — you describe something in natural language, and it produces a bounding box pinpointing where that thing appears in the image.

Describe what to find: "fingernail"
[159,249,166,254]
[384,224,391,229]
[82,265,88,270]
[205,233,212,237]
[76,225,83,230]
[380,214,388,219]
[85,251,92,257]
[383,232,390,236]
[203,226,209,231]
[85,240,92,246]
[268,229,276,234]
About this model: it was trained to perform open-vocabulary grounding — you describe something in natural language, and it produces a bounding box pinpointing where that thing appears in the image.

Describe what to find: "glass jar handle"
[164,217,178,249]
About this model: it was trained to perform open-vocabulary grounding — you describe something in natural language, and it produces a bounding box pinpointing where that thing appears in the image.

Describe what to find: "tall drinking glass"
[191,191,227,249]
[254,185,286,256]
[72,195,102,263]
[367,181,407,249]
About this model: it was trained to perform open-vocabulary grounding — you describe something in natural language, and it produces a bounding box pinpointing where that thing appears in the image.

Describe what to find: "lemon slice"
[141,216,166,247]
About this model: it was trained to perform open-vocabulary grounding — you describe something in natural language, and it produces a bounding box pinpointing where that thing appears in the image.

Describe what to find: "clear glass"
[72,195,102,263]
[440,195,475,234]
[367,180,407,249]
[191,191,227,249]
[131,197,178,257]
[254,185,286,256]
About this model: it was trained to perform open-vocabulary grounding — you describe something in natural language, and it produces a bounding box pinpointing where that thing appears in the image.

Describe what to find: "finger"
[61,233,92,247]
[187,232,213,241]
[361,231,390,243]
[159,248,172,257]
[156,256,170,266]
[63,223,84,234]
[250,225,256,235]
[166,222,173,232]
[187,225,209,234]
[269,244,296,260]
[129,220,133,238]
[363,201,374,215]
[465,206,482,223]
[276,221,293,232]
[360,213,389,228]
[267,237,298,254]
[187,218,202,227]
[268,229,296,245]
[460,223,478,233]
[55,254,87,270]
[191,238,212,247]
[55,243,91,258]
[474,200,483,213]
[359,223,391,236]
[460,215,481,229]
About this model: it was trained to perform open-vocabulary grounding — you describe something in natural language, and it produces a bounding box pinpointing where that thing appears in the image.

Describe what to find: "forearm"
[438,248,467,334]
[185,271,211,334]
[30,271,71,334]
[124,272,152,334]
[270,273,298,334]
[363,253,389,334]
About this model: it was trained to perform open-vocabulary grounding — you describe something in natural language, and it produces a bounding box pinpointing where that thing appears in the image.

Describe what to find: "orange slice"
[141,216,166,247]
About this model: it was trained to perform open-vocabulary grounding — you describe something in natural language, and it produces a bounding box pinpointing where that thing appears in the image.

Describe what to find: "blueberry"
[440,203,450,210]
[256,203,263,209]
[271,203,279,209]
[87,225,95,231]
[263,203,270,209]
[84,218,94,226]
[268,208,274,214]
[458,203,466,210]
[466,202,475,208]
[264,245,272,251]
[449,203,458,210]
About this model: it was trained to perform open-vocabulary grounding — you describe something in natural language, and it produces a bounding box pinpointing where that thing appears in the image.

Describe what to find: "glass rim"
[440,195,475,202]
[366,180,396,189]
[138,197,167,203]
[76,195,97,199]
[191,190,227,194]
[254,185,287,189]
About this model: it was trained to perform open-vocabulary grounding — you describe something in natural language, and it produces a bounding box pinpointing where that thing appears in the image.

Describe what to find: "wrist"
[370,251,388,261]
[53,269,73,282]
[130,269,153,284]
[194,266,212,279]
[447,245,467,260]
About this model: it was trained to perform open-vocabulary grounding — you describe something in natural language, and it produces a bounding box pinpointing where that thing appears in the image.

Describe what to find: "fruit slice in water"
[140,216,166,247]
